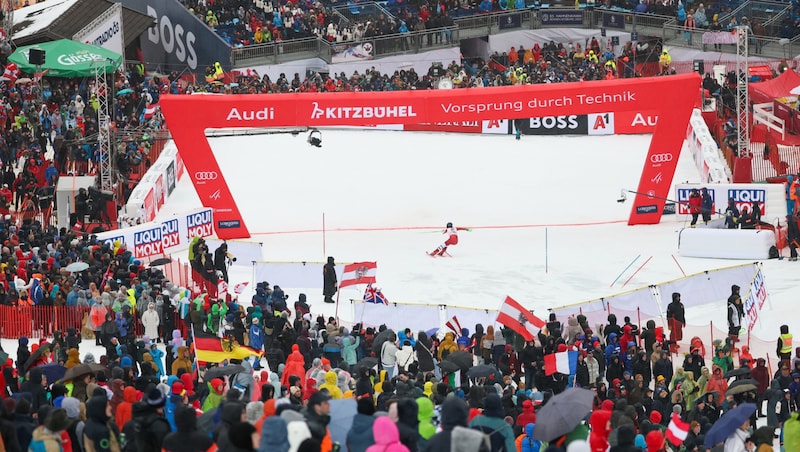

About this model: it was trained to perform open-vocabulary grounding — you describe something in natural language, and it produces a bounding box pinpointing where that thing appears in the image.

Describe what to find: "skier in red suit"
[428,222,470,256]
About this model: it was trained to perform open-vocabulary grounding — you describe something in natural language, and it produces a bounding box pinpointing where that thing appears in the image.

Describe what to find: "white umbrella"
[64,262,89,273]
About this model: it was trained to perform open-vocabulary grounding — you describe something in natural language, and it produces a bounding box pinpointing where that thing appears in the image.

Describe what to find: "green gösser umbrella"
[8,39,122,78]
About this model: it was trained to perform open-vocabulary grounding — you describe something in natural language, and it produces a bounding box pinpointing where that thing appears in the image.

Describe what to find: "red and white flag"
[445,315,462,336]
[233,282,249,294]
[218,280,229,294]
[143,103,159,119]
[1,62,19,83]
[666,413,690,445]
[496,296,545,341]
[339,261,377,288]
[33,68,49,83]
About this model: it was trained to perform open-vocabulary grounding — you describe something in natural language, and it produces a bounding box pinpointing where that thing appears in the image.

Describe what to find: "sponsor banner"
[636,204,658,214]
[675,186,714,215]
[702,31,738,45]
[743,268,767,331]
[187,209,214,238]
[73,3,125,58]
[523,115,587,135]
[155,173,165,209]
[94,208,213,258]
[143,189,156,223]
[159,73,701,236]
[674,184,787,220]
[331,42,374,63]
[587,112,615,136]
[499,13,522,30]
[602,12,626,29]
[116,0,231,72]
[614,111,659,134]
[481,119,511,134]
[166,160,176,195]
[404,121,482,133]
[134,224,163,257]
[540,10,584,26]
[663,203,676,215]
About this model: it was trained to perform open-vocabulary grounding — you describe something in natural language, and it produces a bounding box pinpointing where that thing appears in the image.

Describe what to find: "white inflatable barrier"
[678,228,775,259]
[125,141,184,225]
[687,109,732,183]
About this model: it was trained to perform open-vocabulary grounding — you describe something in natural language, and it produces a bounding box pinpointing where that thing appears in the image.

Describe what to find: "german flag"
[192,330,263,364]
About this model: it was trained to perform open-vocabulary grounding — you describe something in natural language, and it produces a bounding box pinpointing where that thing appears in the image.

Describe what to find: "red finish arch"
[160,74,701,239]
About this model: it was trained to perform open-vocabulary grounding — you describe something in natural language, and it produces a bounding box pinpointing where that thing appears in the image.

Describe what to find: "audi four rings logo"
[650,154,673,163]
[195,172,218,180]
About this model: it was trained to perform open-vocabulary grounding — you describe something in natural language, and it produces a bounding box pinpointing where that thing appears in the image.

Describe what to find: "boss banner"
[160,74,700,238]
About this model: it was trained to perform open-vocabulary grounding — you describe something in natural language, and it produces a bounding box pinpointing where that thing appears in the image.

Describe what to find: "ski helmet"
[446,222,453,228]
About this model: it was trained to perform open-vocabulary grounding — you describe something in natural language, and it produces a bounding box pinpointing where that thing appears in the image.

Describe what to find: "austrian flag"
[339,261,377,288]
[495,296,546,341]
[666,413,690,445]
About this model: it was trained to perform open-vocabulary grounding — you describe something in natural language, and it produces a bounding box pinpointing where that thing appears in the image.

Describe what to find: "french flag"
[543,350,578,376]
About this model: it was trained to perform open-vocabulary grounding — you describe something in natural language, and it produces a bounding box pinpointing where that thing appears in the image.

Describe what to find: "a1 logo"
[588,113,615,135]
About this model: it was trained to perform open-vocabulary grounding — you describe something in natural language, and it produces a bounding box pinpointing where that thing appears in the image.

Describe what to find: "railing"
[332,2,397,23]
[0,305,189,340]
[362,26,460,59]
[753,102,785,140]
[231,37,326,66]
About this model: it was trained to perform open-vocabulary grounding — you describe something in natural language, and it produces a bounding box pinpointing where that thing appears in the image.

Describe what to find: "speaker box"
[693,59,704,75]
[29,48,45,66]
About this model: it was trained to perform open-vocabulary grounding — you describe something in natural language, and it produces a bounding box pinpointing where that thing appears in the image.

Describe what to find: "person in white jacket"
[141,302,160,342]
[395,340,417,372]
[380,332,399,379]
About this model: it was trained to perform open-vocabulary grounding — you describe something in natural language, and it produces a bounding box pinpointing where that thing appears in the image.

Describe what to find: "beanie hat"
[19,337,28,346]
[649,410,662,424]
[146,388,166,408]
[111,367,124,380]
[246,401,264,425]
[61,397,80,419]
[172,381,186,396]
[45,408,69,432]
[646,430,665,451]
[121,356,133,368]
[15,398,32,415]
[211,378,225,395]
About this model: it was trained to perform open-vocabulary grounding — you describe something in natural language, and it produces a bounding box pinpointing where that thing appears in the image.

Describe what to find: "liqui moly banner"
[160,73,701,238]
[743,268,767,331]
[674,184,787,220]
[94,208,214,258]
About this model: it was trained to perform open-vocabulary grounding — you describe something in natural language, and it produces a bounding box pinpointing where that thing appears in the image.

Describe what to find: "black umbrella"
[532,388,594,442]
[204,364,245,381]
[149,257,172,267]
[22,342,51,372]
[438,360,460,374]
[37,363,66,383]
[468,364,502,382]
[724,368,751,379]
[704,403,756,448]
[60,363,106,382]
[728,378,758,389]
[372,329,396,354]
[726,384,757,396]
[445,351,473,371]
[356,357,378,371]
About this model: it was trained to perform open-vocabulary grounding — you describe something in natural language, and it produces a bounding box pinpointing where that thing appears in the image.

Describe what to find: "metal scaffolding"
[736,26,750,157]
[94,63,115,193]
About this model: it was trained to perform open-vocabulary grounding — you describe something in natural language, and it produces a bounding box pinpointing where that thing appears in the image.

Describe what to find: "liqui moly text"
[187,210,213,238]
[134,226,163,257]
[161,219,180,248]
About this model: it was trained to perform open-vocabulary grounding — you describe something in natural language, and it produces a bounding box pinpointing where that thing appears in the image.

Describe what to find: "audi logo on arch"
[194,172,218,181]
[650,154,673,163]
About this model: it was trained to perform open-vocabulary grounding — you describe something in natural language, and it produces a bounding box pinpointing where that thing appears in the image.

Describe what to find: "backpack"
[473,423,507,452]
[769,245,780,259]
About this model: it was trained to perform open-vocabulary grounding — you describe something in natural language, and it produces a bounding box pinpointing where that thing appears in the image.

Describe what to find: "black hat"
[308,390,332,407]
[45,408,69,432]
[146,388,166,408]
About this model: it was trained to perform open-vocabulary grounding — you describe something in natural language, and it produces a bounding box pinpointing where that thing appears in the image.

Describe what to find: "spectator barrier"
[0,305,188,340]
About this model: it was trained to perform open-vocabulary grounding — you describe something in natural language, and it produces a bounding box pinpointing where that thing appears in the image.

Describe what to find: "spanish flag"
[192,330,263,364]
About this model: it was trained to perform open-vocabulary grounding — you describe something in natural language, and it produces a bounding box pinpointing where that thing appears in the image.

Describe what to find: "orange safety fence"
[0,305,188,340]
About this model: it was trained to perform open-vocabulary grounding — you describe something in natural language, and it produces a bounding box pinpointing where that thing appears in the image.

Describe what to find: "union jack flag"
[363,284,388,305]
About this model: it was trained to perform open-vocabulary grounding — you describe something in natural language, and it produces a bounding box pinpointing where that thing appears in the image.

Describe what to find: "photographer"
[213,242,235,283]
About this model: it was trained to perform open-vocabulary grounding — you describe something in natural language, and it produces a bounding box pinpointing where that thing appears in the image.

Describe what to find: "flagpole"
[322,212,326,257]
[545,227,548,274]
[334,284,341,324]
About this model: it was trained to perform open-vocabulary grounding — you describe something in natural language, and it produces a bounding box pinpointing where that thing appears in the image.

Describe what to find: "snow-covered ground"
[142,129,793,365]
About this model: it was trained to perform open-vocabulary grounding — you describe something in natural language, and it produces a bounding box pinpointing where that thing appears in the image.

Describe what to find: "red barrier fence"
[0,305,187,340]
